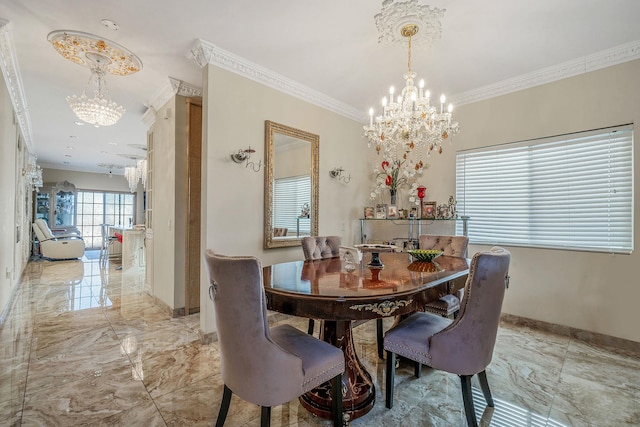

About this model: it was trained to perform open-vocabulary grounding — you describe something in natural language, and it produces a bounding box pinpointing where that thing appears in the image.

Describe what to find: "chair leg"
[377,318,384,359]
[414,361,422,378]
[330,374,343,427]
[385,351,396,408]
[260,406,271,427]
[307,319,315,335]
[460,375,478,427]
[477,370,494,407]
[215,384,233,427]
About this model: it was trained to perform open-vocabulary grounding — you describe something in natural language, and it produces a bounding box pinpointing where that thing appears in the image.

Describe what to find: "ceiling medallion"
[48,30,142,127]
[374,0,445,47]
[97,163,124,170]
[48,30,142,76]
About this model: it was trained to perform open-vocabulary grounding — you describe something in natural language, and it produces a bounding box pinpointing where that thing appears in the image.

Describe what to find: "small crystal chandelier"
[67,62,125,127]
[48,30,142,127]
[364,1,459,159]
[124,165,140,193]
[124,159,147,193]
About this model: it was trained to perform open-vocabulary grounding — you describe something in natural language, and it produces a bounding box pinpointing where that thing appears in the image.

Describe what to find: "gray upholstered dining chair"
[384,246,511,427]
[301,236,342,335]
[419,235,469,318]
[301,235,341,260]
[204,250,345,427]
[301,236,386,358]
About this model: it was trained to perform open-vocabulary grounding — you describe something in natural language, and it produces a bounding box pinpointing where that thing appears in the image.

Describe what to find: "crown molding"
[452,40,640,106]
[188,39,364,122]
[0,19,34,153]
[146,77,203,115]
[169,76,202,98]
[146,79,176,112]
[141,106,156,128]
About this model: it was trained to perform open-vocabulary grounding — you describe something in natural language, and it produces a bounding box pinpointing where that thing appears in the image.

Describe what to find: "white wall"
[200,65,370,334]
[430,59,639,343]
[0,67,31,319]
[150,98,178,310]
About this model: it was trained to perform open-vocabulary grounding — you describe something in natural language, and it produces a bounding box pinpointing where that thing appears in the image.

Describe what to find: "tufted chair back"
[301,236,342,260]
[419,234,469,258]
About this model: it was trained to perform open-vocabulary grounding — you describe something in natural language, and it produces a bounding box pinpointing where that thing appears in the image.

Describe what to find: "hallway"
[0,254,638,426]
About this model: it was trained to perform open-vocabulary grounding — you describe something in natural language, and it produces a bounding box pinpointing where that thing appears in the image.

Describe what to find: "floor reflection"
[1,252,638,426]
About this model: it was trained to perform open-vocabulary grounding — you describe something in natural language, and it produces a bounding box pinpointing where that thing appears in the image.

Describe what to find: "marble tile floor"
[1,255,639,426]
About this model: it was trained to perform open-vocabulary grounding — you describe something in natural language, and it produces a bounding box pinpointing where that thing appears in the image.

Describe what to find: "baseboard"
[501,313,640,356]
[149,295,175,318]
[200,330,217,344]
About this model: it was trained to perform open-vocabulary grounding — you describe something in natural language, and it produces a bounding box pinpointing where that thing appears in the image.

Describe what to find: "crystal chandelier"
[363,1,459,159]
[124,159,147,193]
[47,30,142,127]
[67,64,125,127]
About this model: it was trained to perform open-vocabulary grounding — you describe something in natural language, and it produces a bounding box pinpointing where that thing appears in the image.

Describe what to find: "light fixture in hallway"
[124,159,147,193]
[48,30,143,127]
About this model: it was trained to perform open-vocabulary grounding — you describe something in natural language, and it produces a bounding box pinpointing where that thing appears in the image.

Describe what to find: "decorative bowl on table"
[407,260,444,273]
[407,249,444,262]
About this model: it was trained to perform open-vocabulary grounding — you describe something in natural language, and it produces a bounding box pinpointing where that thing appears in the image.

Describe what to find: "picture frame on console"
[422,201,436,219]
[387,204,398,219]
[375,204,387,219]
[364,206,375,219]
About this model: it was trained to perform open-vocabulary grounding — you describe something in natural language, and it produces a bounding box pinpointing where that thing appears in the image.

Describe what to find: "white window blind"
[456,124,633,253]
[274,175,311,235]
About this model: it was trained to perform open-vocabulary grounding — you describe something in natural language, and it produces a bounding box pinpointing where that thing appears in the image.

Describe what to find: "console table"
[359,216,470,244]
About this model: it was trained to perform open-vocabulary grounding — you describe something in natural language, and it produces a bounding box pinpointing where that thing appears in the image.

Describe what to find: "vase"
[389,189,397,205]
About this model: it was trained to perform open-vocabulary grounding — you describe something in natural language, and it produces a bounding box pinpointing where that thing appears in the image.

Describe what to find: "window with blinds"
[456,124,633,253]
[273,175,311,235]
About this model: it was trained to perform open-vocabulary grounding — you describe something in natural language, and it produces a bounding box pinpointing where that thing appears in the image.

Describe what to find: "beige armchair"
[34,219,81,238]
[33,219,85,259]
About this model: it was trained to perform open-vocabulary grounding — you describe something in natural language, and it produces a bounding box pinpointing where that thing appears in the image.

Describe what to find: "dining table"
[262,251,470,421]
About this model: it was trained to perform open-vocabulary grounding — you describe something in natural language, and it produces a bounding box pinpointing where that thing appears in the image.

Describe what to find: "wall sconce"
[231,147,262,172]
[329,167,350,183]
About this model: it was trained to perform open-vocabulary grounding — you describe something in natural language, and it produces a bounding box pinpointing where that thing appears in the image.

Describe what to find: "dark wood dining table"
[263,252,470,421]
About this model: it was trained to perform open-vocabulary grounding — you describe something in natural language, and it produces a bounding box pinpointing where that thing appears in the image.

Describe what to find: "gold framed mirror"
[264,120,319,249]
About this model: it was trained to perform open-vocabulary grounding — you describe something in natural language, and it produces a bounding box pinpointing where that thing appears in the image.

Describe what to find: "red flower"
[381,161,390,170]
[385,175,393,186]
